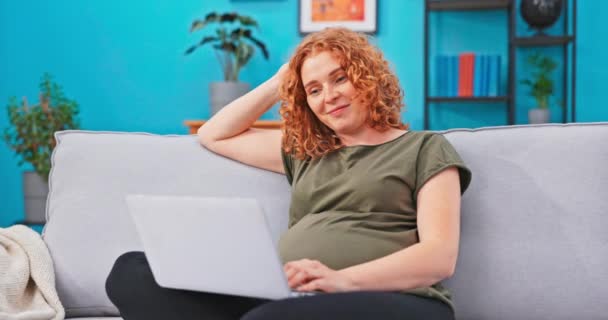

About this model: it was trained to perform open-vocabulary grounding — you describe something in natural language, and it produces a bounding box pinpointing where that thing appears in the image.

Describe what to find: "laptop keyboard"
[289,290,318,297]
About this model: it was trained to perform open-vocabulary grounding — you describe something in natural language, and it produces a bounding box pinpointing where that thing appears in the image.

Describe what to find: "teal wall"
[1,0,606,227]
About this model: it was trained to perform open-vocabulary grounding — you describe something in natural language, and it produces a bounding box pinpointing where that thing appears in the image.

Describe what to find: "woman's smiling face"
[300,51,368,135]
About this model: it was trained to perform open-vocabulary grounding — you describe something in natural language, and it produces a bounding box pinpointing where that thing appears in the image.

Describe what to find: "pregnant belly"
[278,210,418,270]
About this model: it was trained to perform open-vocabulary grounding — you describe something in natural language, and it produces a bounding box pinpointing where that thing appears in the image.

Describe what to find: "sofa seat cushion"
[67,318,122,320]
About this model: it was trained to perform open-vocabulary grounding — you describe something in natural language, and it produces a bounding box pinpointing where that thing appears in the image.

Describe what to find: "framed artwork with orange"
[299,0,377,34]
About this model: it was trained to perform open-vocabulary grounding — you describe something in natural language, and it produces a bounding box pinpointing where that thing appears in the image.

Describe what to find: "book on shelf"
[435,55,444,96]
[480,55,488,96]
[474,55,482,97]
[458,53,474,97]
[450,55,458,96]
[488,55,501,97]
[434,53,502,98]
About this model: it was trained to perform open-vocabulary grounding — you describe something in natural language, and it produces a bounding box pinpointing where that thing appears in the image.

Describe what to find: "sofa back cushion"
[43,123,608,319]
[441,122,608,320]
[43,131,291,317]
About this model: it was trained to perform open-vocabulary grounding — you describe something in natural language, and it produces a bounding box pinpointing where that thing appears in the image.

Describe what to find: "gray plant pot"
[209,81,250,115]
[23,171,48,224]
[528,108,550,124]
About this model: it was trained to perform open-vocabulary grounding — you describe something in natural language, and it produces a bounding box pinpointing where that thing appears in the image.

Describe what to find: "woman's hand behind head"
[274,63,289,86]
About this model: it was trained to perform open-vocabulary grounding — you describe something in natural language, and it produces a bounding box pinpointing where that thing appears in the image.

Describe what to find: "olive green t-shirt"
[278,130,472,311]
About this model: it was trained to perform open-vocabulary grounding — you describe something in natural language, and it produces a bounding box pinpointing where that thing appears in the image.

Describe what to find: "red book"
[458,54,467,97]
[458,53,474,97]
[466,54,472,96]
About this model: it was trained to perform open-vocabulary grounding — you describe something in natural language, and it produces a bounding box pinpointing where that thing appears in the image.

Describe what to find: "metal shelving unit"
[423,0,577,130]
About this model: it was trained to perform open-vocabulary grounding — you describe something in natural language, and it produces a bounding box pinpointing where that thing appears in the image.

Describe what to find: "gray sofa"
[41,122,608,320]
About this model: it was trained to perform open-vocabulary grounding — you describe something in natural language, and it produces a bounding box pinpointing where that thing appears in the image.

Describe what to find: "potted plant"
[520,52,558,124]
[185,12,269,115]
[3,73,80,224]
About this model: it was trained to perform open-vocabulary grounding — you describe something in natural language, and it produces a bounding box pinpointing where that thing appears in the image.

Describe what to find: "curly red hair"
[279,27,408,160]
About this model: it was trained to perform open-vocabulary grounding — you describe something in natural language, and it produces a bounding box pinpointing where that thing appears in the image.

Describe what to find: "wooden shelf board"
[427,96,509,103]
[428,0,510,11]
[513,35,574,47]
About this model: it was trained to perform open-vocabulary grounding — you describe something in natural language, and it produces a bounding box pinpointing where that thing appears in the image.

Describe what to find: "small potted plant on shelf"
[520,52,558,124]
[185,12,269,115]
[3,73,80,224]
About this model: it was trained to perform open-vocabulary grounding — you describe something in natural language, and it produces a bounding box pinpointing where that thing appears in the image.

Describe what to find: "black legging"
[105,251,455,320]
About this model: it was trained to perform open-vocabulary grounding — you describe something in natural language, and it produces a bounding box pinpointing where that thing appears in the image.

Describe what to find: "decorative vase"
[520,0,563,34]
[528,108,550,124]
[209,81,250,115]
[23,171,48,224]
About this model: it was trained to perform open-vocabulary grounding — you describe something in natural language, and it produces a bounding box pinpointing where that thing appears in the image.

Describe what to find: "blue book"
[441,54,450,97]
[441,55,452,97]
[481,55,488,96]
[443,55,450,96]
[436,55,444,97]
[474,54,482,97]
[495,55,501,96]
[451,55,459,97]
[454,55,460,97]
[488,55,498,97]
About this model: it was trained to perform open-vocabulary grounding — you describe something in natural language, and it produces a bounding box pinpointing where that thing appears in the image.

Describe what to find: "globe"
[520,0,563,34]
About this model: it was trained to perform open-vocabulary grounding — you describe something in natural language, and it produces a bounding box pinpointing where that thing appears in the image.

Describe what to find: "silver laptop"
[125,194,316,300]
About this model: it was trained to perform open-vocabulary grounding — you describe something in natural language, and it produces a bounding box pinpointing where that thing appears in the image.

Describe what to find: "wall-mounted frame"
[299,0,377,34]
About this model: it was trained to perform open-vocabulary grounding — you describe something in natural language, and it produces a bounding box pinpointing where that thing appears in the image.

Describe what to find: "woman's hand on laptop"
[283,259,359,293]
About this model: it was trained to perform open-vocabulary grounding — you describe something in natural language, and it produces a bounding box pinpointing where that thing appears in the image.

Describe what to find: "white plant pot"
[528,108,550,124]
[209,81,250,115]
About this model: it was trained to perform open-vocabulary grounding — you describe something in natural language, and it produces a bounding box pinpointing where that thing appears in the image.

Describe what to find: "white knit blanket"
[0,225,64,320]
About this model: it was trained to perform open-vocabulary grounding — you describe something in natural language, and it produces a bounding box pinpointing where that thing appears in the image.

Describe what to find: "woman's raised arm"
[197,65,288,174]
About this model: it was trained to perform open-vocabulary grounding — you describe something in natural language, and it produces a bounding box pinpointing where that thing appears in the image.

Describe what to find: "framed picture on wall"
[299,0,377,34]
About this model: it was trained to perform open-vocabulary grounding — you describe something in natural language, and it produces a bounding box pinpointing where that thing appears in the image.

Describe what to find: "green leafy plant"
[520,52,558,109]
[184,12,269,82]
[3,73,80,181]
